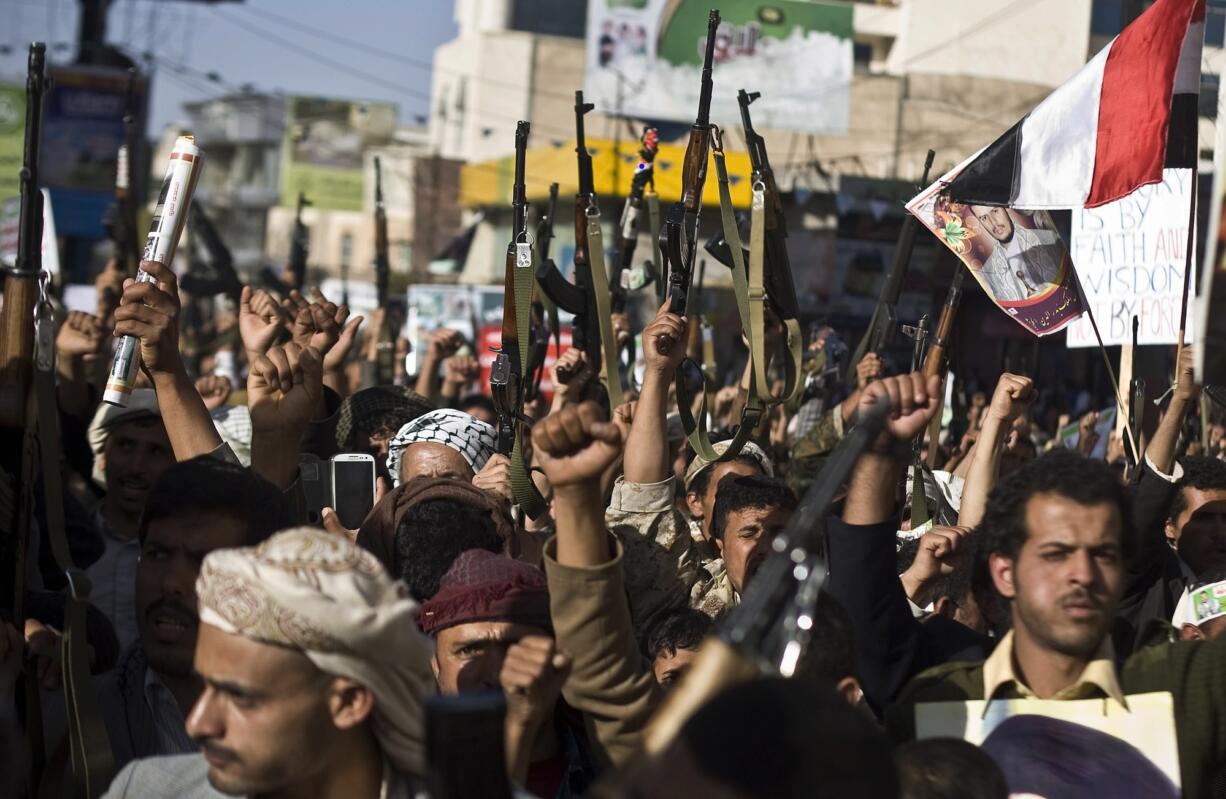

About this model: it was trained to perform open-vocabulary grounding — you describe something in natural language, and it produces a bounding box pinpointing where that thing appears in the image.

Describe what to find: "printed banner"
[281,97,397,211]
[40,66,149,238]
[584,0,852,134]
[916,693,1180,798]
[1066,169,1195,348]
[907,161,1085,337]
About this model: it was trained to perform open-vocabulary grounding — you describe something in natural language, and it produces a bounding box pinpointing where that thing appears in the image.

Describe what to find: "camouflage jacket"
[605,476,702,632]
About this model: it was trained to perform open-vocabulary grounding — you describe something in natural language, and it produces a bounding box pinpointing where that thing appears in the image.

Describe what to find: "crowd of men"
[5,250,1226,799]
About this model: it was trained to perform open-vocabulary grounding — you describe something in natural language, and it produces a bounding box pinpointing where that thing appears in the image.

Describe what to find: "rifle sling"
[672,147,763,463]
[33,298,115,795]
[511,248,549,520]
[584,208,624,411]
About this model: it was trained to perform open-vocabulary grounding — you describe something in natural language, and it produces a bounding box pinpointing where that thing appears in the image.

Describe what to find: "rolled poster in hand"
[103,136,203,407]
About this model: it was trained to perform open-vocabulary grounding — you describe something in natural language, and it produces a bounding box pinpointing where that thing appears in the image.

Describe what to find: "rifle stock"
[0,43,47,431]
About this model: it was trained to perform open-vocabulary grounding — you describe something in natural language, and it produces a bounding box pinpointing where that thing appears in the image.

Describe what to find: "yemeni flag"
[946,0,1205,210]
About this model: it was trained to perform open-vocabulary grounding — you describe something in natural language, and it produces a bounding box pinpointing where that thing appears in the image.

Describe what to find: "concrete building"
[182,92,286,276]
[437,0,1224,301]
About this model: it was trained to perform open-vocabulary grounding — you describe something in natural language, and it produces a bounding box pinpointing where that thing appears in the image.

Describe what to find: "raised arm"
[112,259,222,461]
[1148,346,1198,474]
[957,373,1035,529]
[624,301,686,484]
[247,342,323,491]
[534,401,661,766]
[414,328,462,402]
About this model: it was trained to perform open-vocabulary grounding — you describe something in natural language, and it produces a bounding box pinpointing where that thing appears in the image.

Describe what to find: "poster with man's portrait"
[907,164,1085,336]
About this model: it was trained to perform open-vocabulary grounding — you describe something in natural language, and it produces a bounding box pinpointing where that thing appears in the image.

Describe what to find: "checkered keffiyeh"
[386,409,497,487]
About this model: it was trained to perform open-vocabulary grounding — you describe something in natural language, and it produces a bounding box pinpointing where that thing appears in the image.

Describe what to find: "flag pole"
[1084,302,1141,461]
[1176,167,1198,367]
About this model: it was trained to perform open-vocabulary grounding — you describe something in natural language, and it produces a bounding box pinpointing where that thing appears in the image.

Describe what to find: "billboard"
[41,66,148,238]
[1066,169,1195,347]
[280,97,397,212]
[584,0,852,134]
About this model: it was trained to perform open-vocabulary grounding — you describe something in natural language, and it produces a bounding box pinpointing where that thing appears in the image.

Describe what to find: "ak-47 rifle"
[491,122,547,519]
[846,150,936,382]
[613,127,661,310]
[535,92,601,376]
[184,201,243,299]
[738,89,799,327]
[0,43,48,431]
[373,156,396,385]
[922,268,965,467]
[661,9,720,316]
[110,68,141,276]
[288,191,311,289]
[524,183,561,403]
[492,121,532,457]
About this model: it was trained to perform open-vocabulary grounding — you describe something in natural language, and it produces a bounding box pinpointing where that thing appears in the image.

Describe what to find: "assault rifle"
[184,201,243,299]
[661,9,720,315]
[536,92,601,375]
[109,68,141,276]
[524,183,561,403]
[492,121,532,457]
[288,191,311,289]
[846,150,936,382]
[491,121,547,518]
[373,156,396,384]
[738,89,800,325]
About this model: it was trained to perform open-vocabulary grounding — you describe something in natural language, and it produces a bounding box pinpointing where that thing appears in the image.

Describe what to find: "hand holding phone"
[330,453,376,529]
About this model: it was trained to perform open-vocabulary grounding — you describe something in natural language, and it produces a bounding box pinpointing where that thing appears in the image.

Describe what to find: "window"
[1201,74,1220,120]
[1209,0,1226,48]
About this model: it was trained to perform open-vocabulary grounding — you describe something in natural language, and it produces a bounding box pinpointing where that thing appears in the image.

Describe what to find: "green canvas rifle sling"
[511,232,549,520]
[673,133,762,463]
[584,204,625,411]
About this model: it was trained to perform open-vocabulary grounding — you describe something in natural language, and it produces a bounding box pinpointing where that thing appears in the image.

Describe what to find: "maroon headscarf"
[418,549,551,636]
[355,476,518,573]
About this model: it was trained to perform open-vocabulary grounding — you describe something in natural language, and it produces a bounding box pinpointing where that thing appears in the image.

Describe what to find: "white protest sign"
[1066,169,1194,348]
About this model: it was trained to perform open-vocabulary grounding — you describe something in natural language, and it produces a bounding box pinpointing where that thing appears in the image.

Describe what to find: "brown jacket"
[543,535,661,768]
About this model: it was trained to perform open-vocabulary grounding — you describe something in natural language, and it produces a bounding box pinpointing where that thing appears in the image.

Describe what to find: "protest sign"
[1066,169,1195,347]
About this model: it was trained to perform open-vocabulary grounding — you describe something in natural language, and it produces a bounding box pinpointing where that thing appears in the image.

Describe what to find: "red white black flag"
[945,0,1204,210]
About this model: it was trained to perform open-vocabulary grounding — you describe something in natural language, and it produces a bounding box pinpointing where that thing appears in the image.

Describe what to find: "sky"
[1,0,460,135]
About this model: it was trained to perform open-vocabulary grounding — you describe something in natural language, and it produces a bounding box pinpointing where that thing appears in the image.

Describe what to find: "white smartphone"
[330,453,377,529]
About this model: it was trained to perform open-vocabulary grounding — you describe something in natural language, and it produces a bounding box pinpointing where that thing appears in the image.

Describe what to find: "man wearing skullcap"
[85,388,175,649]
[102,527,435,798]
[386,408,498,487]
[420,548,598,797]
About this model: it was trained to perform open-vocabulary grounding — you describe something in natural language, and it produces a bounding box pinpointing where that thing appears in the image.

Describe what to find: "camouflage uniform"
[786,407,846,498]
[604,476,702,632]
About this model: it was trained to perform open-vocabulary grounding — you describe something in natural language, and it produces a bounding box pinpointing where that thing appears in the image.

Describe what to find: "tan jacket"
[543,536,661,768]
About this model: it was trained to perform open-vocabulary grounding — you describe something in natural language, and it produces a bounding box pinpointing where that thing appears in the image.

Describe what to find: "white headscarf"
[196,527,435,775]
[385,408,497,487]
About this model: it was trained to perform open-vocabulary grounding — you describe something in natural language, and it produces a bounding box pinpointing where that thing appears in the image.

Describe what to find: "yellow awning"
[460,137,756,210]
